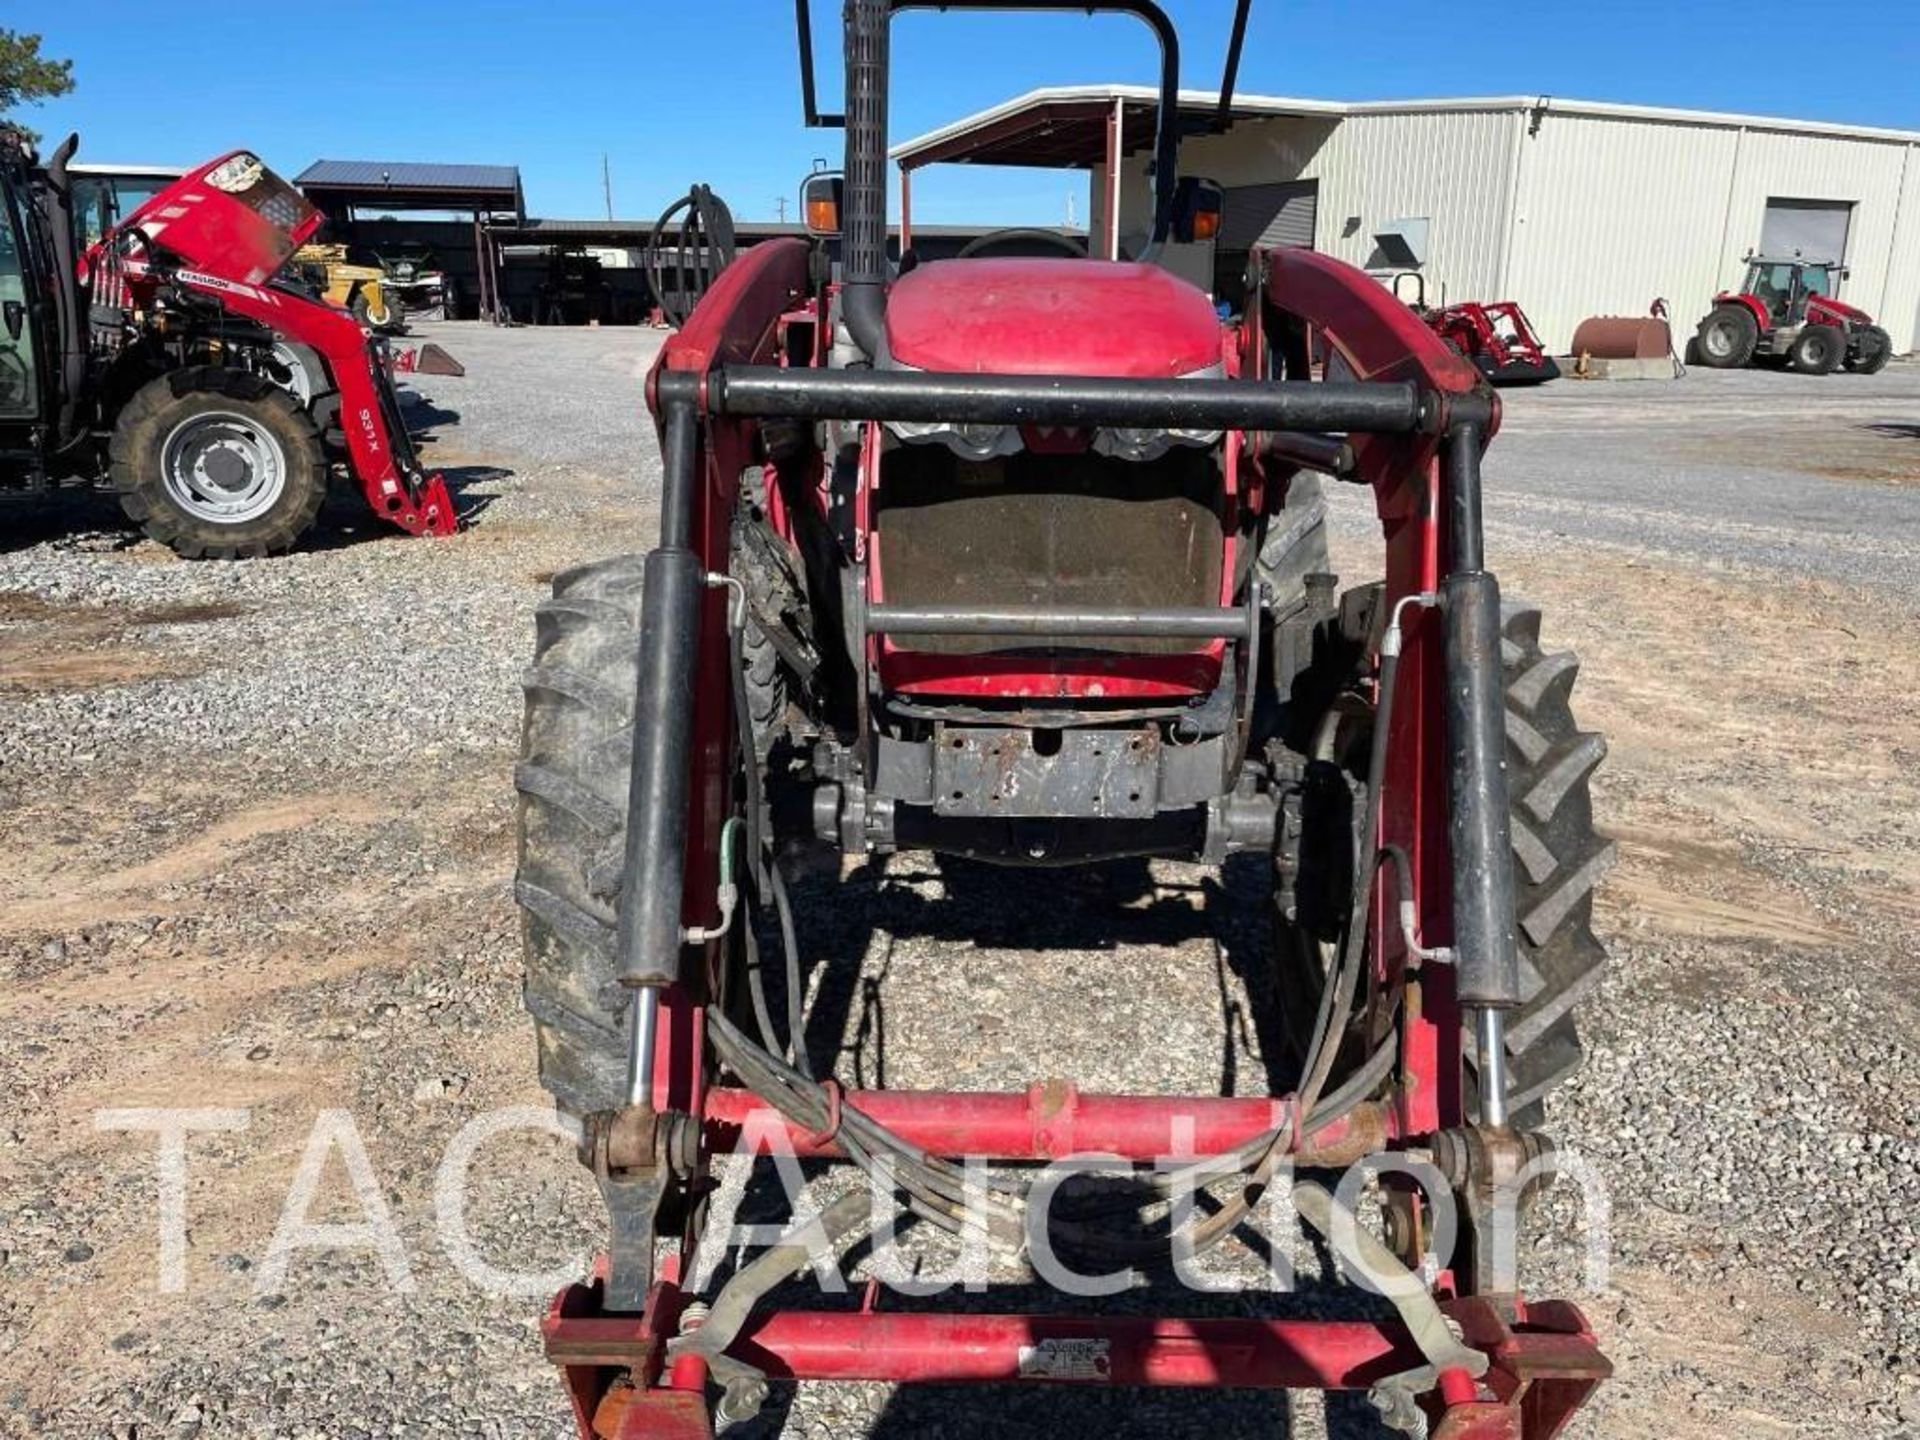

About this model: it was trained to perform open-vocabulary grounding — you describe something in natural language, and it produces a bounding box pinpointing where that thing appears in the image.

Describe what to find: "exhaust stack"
[841,0,891,360]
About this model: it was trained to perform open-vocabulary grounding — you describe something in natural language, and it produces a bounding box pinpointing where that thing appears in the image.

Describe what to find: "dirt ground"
[1,329,1916,1438]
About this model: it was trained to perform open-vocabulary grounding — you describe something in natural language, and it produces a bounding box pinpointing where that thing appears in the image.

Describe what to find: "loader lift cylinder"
[1439,421,1521,1126]
[613,399,704,1096]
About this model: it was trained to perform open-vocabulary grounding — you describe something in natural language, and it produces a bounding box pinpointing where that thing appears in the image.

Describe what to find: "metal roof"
[486,217,1077,245]
[894,88,1301,170]
[68,163,185,178]
[294,160,525,217]
[297,159,520,191]
[894,84,1920,168]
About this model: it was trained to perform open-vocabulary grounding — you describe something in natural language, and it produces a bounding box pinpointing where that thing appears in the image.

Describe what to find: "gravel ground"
[1,323,1917,1438]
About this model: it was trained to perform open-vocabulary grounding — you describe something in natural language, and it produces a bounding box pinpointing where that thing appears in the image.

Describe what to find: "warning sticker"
[1016,1338,1112,1381]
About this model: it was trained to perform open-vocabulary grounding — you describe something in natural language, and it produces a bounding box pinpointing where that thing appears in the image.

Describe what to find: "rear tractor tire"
[1693,305,1759,369]
[1271,592,1615,1123]
[1846,324,1892,375]
[110,368,327,560]
[1788,323,1845,375]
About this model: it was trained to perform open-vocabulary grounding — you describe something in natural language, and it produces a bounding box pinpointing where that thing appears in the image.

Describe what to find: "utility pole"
[774,196,789,224]
[602,154,614,221]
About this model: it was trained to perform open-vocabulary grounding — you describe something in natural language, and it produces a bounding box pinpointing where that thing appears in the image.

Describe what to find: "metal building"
[893,86,1920,353]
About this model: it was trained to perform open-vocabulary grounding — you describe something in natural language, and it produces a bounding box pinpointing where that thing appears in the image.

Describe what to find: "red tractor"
[520,2,1613,1434]
[0,134,456,558]
[1694,253,1893,375]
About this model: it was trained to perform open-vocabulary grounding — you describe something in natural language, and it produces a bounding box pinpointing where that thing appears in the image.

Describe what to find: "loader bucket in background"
[392,343,466,377]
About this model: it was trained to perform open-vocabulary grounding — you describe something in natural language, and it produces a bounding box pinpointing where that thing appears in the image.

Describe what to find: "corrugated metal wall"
[1109,103,1920,353]
[1509,114,1920,351]
[1891,150,1920,353]
[1310,109,1518,305]
[1505,113,1740,349]
[1115,109,1515,301]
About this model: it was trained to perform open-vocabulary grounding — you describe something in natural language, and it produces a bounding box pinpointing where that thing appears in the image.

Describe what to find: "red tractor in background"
[519,1,1613,1435]
[1694,253,1893,375]
[0,134,456,558]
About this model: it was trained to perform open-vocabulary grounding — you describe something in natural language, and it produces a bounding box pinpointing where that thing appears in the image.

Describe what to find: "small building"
[893,86,1920,353]
[294,160,525,320]
[476,218,1081,325]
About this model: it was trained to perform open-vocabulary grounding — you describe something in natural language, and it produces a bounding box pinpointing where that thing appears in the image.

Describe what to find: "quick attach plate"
[933,725,1160,819]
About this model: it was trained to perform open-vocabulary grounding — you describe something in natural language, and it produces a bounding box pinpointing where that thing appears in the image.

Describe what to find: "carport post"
[900,165,913,251]
[1105,96,1123,260]
[472,211,490,323]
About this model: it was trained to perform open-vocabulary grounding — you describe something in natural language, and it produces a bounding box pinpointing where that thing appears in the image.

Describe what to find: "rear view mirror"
[803,172,844,236]
[1171,177,1223,244]
[2,300,23,342]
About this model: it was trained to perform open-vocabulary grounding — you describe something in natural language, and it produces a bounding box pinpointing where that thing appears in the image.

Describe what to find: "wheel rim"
[160,412,288,525]
[1703,323,1733,358]
[266,342,315,408]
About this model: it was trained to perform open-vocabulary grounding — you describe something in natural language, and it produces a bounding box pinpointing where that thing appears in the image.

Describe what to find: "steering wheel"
[955,227,1088,260]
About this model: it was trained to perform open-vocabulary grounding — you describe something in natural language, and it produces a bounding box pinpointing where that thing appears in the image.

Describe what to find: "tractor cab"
[0,157,42,426]
[1741,254,1840,325]
[0,131,81,449]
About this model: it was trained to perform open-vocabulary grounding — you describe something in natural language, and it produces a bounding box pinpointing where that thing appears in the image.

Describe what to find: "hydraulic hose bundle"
[646,184,737,329]
[708,607,1412,1267]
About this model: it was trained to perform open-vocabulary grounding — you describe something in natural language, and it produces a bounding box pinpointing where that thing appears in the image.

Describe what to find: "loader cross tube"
[691,364,1454,432]
[866,604,1253,639]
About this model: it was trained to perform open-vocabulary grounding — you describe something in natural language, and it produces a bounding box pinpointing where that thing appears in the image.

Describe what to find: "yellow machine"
[293,243,404,331]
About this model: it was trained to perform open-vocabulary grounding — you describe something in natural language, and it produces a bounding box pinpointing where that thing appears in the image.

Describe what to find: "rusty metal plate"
[932,726,1159,818]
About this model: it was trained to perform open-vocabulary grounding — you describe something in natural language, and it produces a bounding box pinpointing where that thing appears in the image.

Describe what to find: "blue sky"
[8,2,1919,226]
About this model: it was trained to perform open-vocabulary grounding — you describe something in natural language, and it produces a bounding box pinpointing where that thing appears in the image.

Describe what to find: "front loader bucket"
[392,342,466,377]
[1476,353,1562,386]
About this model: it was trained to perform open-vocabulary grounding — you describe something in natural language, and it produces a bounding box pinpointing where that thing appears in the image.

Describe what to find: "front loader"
[516,3,1615,1434]
[1,135,455,557]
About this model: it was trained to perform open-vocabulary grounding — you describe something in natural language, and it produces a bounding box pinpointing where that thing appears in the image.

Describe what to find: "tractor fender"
[1710,292,1771,329]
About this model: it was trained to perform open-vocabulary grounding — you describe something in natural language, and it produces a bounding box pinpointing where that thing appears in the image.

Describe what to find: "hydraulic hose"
[699,589,1416,1269]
